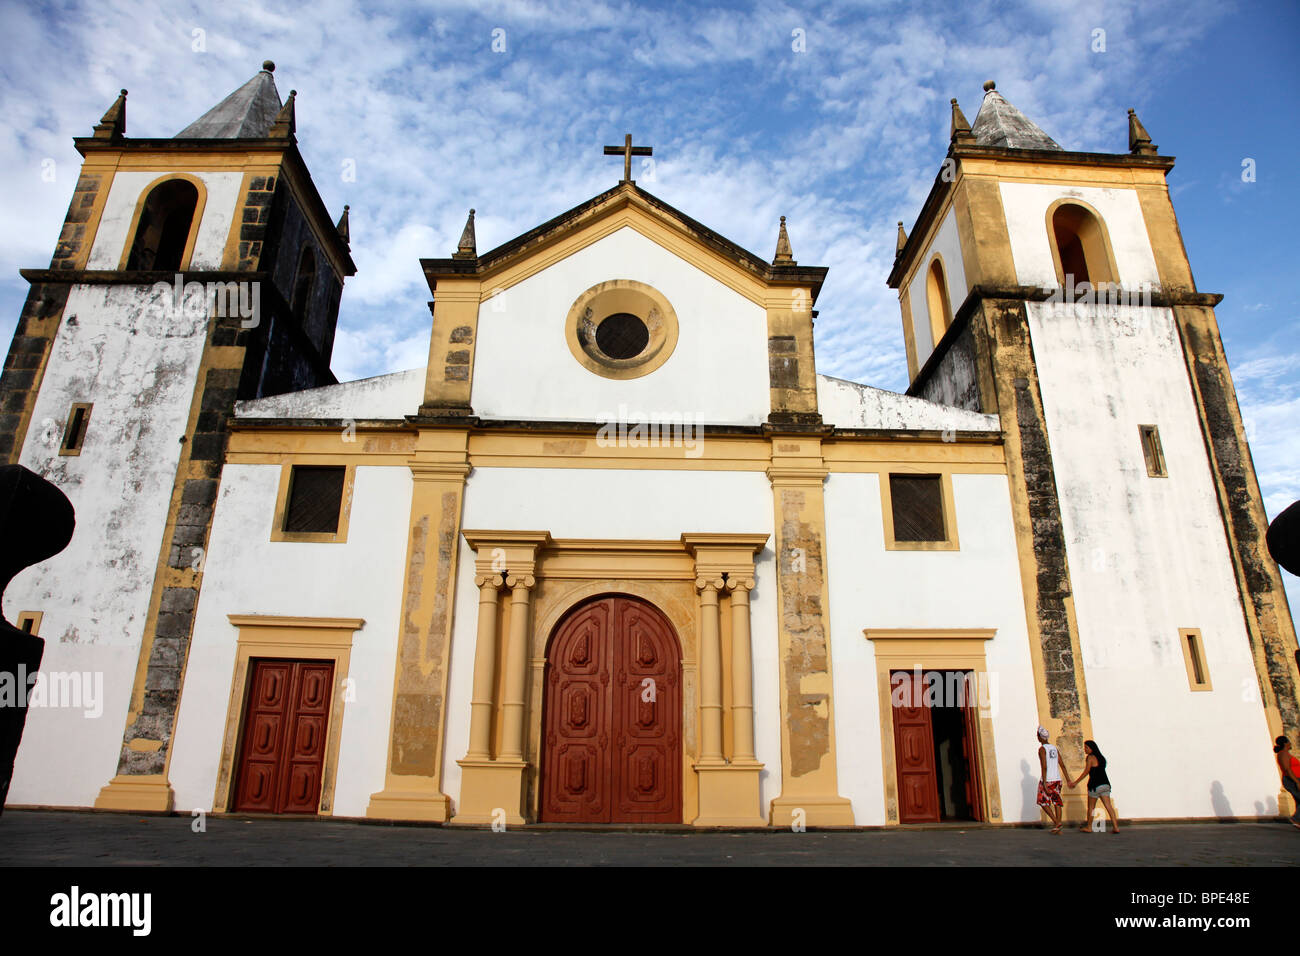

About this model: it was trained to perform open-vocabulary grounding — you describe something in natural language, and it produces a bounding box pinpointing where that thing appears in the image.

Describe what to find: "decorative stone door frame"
[863,628,1003,826]
[213,614,364,815]
[453,530,768,827]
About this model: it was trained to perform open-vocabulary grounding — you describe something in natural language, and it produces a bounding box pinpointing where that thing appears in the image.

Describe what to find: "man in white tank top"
[1036,726,1070,833]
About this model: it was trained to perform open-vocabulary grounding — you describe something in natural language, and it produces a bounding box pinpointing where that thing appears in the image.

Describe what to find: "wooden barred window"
[1139,424,1167,477]
[59,403,93,456]
[889,474,946,542]
[283,465,346,534]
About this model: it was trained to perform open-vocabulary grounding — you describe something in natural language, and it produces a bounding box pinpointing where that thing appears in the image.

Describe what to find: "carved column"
[466,573,504,760]
[696,575,726,765]
[683,533,769,827]
[454,530,549,826]
[726,576,757,762]
[500,573,535,761]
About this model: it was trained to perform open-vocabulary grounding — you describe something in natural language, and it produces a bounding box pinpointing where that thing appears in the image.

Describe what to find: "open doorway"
[891,669,985,823]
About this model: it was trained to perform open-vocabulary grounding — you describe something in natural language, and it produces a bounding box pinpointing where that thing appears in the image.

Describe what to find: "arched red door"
[541,595,681,823]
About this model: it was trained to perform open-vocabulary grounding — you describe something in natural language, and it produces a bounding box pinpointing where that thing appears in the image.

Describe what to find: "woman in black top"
[1069,739,1120,833]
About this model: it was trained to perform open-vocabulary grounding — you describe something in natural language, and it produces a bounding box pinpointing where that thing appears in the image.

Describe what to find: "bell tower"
[888,81,1299,820]
[0,62,355,812]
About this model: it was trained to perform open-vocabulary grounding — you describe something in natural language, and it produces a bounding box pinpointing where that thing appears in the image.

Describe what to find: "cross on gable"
[603,133,652,183]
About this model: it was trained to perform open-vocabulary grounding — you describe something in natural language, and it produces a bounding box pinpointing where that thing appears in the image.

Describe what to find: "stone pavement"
[2,810,1298,865]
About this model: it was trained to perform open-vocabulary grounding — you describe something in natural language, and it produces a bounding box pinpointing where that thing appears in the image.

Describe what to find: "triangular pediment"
[421,182,826,307]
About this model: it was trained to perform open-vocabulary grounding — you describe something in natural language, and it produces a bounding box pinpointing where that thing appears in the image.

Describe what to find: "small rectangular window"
[1139,424,1167,477]
[283,465,346,534]
[889,474,946,542]
[16,612,42,636]
[59,403,93,456]
[1180,628,1212,691]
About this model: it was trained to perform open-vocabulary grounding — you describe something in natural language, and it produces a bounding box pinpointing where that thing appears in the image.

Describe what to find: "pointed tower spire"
[772,216,796,265]
[1127,108,1158,155]
[453,209,477,259]
[176,61,282,138]
[950,97,973,144]
[970,80,1062,151]
[336,205,350,249]
[896,221,908,256]
[270,89,296,139]
[93,89,127,141]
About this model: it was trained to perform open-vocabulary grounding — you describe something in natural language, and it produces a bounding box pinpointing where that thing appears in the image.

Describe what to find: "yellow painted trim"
[16,611,43,636]
[114,173,209,272]
[1139,424,1168,478]
[879,470,960,552]
[563,279,679,380]
[213,614,364,814]
[924,253,953,350]
[475,196,769,307]
[864,629,1002,825]
[57,402,92,457]
[1179,627,1213,692]
[269,462,355,543]
[899,286,918,381]
[1044,196,1122,289]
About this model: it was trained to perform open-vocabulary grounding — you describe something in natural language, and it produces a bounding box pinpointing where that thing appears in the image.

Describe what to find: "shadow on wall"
[1253,796,1279,818]
[1210,781,1232,819]
[1019,758,1038,822]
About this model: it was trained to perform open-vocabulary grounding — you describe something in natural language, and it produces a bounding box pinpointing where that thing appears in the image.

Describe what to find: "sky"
[0,0,1296,615]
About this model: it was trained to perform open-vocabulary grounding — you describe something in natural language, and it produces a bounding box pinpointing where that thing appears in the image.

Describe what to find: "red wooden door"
[891,670,940,823]
[234,658,333,814]
[960,677,985,822]
[542,596,681,823]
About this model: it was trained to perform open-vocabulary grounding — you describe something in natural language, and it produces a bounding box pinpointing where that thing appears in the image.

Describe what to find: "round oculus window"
[595,312,649,360]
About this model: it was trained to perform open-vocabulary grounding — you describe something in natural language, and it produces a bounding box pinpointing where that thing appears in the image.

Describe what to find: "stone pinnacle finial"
[270,89,296,138]
[1127,107,1158,155]
[950,96,974,143]
[336,204,350,248]
[454,208,477,259]
[263,60,275,73]
[93,89,127,141]
[983,79,996,92]
[773,215,795,265]
[896,221,908,255]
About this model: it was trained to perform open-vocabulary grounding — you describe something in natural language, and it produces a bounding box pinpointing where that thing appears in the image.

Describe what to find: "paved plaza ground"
[2,810,1298,866]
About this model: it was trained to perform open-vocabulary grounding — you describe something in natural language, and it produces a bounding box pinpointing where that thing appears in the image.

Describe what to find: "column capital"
[506,573,535,590]
[474,572,504,589]
[695,575,725,593]
[725,576,755,593]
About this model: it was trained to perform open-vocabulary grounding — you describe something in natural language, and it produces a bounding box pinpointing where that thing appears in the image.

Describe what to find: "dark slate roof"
[176,67,282,138]
[971,88,1061,150]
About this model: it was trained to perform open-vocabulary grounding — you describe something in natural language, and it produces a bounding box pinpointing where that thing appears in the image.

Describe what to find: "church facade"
[2,65,1296,828]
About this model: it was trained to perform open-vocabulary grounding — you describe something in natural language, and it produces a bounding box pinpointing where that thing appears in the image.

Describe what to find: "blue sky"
[0,0,1295,614]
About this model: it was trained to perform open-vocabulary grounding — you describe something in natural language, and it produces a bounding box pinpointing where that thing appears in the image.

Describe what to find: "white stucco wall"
[86,170,244,271]
[1027,300,1278,818]
[816,374,998,432]
[168,464,413,818]
[470,226,770,425]
[1000,182,1162,290]
[904,205,967,367]
[446,467,779,814]
[6,282,211,807]
[235,368,424,420]
[824,471,1042,825]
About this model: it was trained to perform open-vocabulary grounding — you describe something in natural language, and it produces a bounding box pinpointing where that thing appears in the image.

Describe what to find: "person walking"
[1036,726,1069,834]
[1068,739,1120,833]
[1275,736,1300,830]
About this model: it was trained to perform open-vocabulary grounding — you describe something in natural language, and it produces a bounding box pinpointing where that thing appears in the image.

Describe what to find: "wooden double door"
[541,595,682,823]
[233,658,333,814]
[892,669,985,823]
